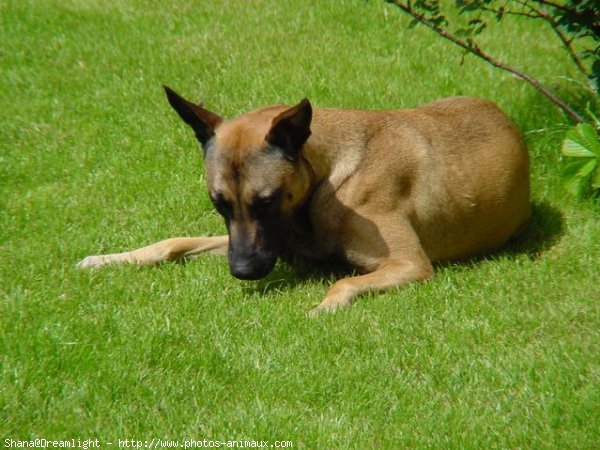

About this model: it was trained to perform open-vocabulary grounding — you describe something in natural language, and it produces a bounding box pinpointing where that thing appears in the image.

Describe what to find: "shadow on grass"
[246,256,352,297]
[502,200,565,259]
[247,200,565,296]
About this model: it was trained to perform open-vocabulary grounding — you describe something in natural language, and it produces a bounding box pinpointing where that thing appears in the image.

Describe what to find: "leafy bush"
[561,122,600,197]
[385,0,600,198]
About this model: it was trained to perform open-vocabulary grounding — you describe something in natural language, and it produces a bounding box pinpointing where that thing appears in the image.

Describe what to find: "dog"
[78,86,530,315]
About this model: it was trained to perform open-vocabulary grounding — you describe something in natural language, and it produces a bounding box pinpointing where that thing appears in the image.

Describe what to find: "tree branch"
[387,0,584,123]
[513,0,589,78]
[530,0,573,13]
[532,0,600,38]
[478,4,542,19]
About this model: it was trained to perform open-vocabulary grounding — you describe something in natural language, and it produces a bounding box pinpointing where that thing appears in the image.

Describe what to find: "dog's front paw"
[308,282,355,317]
[76,255,112,269]
[307,305,336,317]
[307,297,351,317]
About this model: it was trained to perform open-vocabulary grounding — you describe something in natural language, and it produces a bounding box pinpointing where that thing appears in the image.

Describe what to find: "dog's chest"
[284,193,346,260]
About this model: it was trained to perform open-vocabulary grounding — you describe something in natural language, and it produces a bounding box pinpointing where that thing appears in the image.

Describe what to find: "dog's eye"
[251,190,281,217]
[256,195,274,206]
[252,196,274,212]
[210,193,232,217]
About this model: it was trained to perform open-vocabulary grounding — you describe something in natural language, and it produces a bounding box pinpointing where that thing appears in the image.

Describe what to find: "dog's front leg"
[77,236,228,269]
[308,258,433,316]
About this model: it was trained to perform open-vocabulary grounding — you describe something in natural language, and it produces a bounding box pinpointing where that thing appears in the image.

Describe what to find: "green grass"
[1,0,599,447]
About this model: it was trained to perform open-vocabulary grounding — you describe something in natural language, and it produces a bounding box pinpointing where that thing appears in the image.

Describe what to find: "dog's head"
[164,86,314,280]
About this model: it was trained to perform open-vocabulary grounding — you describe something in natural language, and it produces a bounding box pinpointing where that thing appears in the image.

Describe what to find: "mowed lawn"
[1,0,599,447]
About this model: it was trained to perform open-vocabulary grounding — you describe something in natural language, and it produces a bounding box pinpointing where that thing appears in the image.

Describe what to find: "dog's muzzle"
[226,218,283,280]
[228,253,277,280]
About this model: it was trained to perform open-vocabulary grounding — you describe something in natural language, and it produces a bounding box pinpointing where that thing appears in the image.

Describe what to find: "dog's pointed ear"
[163,85,222,149]
[266,98,312,161]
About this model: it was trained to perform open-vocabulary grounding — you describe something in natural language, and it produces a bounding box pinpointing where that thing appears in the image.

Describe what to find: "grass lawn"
[1,0,599,447]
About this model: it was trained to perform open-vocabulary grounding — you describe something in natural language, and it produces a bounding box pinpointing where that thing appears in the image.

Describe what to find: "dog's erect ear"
[163,86,222,149]
[266,99,312,161]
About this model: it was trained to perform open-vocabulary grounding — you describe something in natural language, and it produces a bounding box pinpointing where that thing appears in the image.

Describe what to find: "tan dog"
[78,87,530,315]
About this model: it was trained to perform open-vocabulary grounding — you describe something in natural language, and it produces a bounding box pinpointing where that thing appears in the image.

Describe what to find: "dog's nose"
[229,259,272,280]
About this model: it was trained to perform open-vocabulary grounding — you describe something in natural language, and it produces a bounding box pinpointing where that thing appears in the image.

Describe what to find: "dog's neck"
[302,136,363,192]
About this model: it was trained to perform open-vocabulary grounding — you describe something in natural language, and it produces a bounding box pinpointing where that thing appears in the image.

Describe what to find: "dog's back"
[304,97,530,262]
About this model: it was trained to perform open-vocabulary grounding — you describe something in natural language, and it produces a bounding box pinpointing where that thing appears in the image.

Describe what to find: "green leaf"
[564,173,587,197]
[563,159,588,178]
[593,165,600,189]
[431,15,448,27]
[409,17,421,29]
[577,158,598,178]
[561,123,600,158]
[563,159,599,196]
[495,6,505,22]
[591,59,600,96]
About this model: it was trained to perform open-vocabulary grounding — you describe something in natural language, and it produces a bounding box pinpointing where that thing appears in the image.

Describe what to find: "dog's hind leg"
[77,235,228,269]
